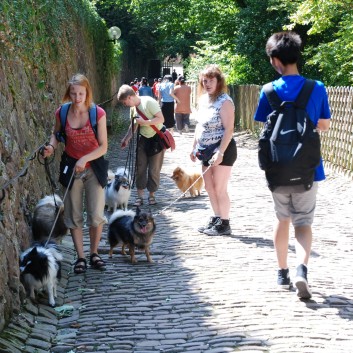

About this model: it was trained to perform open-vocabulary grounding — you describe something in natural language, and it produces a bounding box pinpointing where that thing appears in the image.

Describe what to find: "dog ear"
[135,206,141,215]
[29,247,38,256]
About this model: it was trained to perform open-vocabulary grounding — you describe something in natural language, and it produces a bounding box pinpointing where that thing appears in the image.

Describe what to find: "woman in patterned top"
[190,65,237,236]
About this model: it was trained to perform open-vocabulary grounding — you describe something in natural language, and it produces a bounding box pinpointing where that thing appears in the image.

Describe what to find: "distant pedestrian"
[153,78,162,100]
[173,76,191,133]
[158,74,178,131]
[190,65,237,236]
[172,69,178,82]
[132,78,139,93]
[138,77,153,97]
[151,78,158,99]
[254,31,331,299]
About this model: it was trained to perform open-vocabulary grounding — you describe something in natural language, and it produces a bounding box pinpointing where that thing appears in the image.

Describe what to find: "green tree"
[271,0,353,85]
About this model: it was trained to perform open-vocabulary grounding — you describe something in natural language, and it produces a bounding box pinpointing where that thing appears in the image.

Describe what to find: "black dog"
[19,242,62,307]
[32,194,68,242]
[108,207,156,263]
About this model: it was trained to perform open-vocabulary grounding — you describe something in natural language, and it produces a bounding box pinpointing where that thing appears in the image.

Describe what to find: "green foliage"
[94,0,353,87]
[0,0,120,97]
[186,41,251,85]
[109,107,131,135]
[279,0,353,85]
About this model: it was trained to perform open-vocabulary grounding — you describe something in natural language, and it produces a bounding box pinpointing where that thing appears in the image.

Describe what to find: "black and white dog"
[32,194,68,243]
[108,207,156,264]
[19,242,63,307]
[105,167,131,212]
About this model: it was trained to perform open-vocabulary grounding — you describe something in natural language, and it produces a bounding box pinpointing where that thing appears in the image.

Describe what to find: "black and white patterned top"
[195,93,234,146]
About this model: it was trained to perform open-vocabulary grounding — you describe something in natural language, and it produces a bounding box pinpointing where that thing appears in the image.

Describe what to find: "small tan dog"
[171,167,204,197]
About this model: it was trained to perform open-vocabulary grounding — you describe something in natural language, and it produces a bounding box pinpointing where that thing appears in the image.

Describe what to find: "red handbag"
[136,107,176,151]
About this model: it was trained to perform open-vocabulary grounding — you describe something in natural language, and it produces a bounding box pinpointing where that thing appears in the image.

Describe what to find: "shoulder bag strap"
[135,107,164,139]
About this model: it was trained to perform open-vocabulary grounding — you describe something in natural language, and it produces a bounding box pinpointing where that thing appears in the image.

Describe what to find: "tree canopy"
[94,0,353,86]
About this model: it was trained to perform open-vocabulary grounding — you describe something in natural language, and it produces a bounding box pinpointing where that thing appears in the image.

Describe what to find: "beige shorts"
[272,182,319,227]
[64,167,106,229]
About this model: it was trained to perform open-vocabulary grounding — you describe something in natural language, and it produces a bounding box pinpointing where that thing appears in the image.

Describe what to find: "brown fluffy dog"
[171,167,204,197]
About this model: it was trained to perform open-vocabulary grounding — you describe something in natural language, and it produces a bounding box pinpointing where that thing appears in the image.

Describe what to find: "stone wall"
[0,4,118,331]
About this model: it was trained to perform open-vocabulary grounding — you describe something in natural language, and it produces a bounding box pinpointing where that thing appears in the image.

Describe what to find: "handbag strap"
[136,107,164,139]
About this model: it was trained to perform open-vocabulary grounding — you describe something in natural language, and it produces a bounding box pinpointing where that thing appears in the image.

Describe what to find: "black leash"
[0,142,48,204]
[123,118,137,189]
[44,169,75,247]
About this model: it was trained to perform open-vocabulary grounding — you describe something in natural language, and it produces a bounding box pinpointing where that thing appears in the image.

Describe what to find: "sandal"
[134,197,143,207]
[89,253,106,271]
[73,258,87,274]
[148,196,157,205]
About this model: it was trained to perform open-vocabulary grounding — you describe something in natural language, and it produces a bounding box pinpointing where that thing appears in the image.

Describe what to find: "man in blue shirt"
[254,31,331,299]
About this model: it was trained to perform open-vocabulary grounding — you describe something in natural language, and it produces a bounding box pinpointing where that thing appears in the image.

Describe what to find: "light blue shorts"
[272,182,319,227]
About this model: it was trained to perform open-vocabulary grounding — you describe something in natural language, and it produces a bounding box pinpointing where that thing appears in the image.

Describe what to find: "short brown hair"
[62,73,93,109]
[197,64,227,101]
[117,84,136,101]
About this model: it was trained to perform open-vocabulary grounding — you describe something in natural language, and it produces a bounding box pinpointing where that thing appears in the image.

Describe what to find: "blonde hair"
[62,73,93,109]
[197,64,227,101]
[117,84,136,101]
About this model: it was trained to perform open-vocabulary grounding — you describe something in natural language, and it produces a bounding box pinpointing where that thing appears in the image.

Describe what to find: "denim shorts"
[272,182,319,226]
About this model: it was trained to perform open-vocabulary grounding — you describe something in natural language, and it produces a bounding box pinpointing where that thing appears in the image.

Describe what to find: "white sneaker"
[294,264,312,299]
[184,125,189,133]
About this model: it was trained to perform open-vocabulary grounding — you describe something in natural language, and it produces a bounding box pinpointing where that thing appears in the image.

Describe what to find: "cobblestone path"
[1,128,353,353]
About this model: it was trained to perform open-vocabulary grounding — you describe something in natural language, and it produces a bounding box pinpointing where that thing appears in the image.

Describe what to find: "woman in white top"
[190,65,237,236]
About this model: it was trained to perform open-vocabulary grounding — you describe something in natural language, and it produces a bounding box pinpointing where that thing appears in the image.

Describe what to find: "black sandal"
[89,253,106,270]
[73,258,87,274]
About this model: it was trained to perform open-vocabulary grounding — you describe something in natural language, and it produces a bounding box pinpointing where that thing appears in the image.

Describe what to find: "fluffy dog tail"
[109,209,135,224]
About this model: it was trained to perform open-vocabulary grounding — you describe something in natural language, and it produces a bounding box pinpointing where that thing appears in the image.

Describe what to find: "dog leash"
[44,170,76,246]
[153,163,213,217]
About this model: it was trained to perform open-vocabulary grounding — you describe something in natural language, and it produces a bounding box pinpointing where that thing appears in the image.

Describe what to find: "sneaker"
[203,218,231,236]
[197,216,219,233]
[277,268,291,289]
[294,264,312,299]
[184,125,189,133]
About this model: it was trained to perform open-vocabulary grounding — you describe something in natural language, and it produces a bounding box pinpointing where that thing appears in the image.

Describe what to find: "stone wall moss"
[0,0,121,331]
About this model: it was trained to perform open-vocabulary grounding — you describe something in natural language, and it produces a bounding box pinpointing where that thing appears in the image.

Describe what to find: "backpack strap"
[294,79,316,109]
[57,102,98,143]
[89,103,98,139]
[59,102,71,129]
[55,102,71,143]
[263,82,282,110]
[263,79,316,112]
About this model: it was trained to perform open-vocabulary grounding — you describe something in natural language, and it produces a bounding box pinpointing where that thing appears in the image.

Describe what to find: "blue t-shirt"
[159,81,174,102]
[138,85,153,97]
[254,75,331,181]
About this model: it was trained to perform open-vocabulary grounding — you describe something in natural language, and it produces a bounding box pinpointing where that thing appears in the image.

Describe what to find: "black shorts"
[203,138,237,167]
